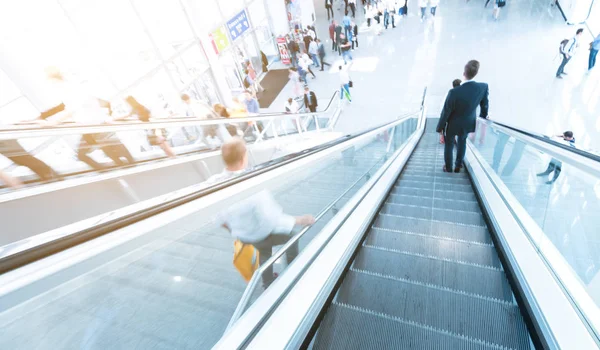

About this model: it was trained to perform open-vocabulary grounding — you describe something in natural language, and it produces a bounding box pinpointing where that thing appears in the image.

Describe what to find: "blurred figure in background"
[121,96,175,158]
[0,138,60,182]
[211,137,315,288]
[0,169,22,189]
[284,97,300,114]
[244,91,260,115]
[45,67,134,169]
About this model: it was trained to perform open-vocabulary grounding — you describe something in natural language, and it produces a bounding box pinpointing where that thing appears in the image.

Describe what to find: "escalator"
[312,120,531,349]
[0,114,418,349]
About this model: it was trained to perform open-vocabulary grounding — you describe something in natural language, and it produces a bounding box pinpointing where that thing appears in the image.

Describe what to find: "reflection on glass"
[471,121,600,310]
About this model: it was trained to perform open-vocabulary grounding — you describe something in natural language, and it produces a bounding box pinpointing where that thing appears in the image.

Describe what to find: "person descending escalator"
[208,137,315,289]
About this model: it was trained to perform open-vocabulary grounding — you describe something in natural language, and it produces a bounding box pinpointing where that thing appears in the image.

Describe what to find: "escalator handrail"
[225,140,390,330]
[0,109,419,274]
[0,91,340,140]
[215,94,428,350]
[483,118,600,164]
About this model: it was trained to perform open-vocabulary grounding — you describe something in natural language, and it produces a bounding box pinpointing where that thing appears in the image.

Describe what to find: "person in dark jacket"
[325,0,334,19]
[436,60,489,173]
[288,38,299,67]
[303,86,318,113]
[334,22,343,55]
[316,39,331,71]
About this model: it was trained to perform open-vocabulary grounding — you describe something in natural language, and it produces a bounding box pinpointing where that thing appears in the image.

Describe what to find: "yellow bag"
[233,239,260,282]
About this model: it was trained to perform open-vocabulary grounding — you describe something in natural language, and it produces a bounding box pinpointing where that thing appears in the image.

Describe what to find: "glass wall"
[0,0,280,124]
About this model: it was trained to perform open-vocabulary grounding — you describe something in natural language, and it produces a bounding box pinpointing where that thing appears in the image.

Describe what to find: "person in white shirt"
[419,0,428,21]
[339,65,352,102]
[211,138,315,288]
[284,97,300,114]
[556,28,584,78]
[299,52,317,79]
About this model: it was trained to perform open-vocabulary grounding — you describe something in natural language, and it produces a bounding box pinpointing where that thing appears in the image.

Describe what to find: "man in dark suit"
[303,86,318,113]
[436,60,489,173]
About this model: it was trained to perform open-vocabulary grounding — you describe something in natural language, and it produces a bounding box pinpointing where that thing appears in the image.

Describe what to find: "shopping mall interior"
[0,0,599,349]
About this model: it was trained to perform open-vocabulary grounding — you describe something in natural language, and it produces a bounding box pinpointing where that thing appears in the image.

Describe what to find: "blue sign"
[226,10,250,42]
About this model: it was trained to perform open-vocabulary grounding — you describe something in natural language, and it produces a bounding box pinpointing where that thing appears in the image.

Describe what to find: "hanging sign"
[227,10,250,42]
[209,26,230,55]
[277,36,291,65]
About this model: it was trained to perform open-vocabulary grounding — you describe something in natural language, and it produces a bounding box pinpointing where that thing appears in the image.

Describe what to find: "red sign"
[277,37,291,65]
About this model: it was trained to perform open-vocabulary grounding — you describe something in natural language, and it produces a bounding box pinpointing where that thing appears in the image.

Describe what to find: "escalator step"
[335,270,529,349]
[373,214,492,244]
[400,174,471,185]
[379,203,487,226]
[365,228,500,268]
[387,194,481,213]
[313,303,507,350]
[352,247,513,301]
[391,186,478,202]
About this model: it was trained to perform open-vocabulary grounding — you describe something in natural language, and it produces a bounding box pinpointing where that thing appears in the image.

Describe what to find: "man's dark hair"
[452,79,461,88]
[464,60,480,80]
[563,131,574,138]
[576,28,584,35]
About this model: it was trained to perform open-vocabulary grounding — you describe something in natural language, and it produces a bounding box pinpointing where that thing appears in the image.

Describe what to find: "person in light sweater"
[210,138,315,288]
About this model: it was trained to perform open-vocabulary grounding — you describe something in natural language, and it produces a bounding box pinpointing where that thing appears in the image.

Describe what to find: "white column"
[265,0,290,36]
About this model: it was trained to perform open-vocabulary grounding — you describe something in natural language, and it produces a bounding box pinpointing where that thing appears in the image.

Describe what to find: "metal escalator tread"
[313,123,530,349]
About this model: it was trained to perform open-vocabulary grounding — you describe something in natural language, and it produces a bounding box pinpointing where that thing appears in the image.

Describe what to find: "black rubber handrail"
[0,112,418,274]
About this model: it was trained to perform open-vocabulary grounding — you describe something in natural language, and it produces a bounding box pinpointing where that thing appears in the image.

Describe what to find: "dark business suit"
[304,91,318,112]
[436,81,489,170]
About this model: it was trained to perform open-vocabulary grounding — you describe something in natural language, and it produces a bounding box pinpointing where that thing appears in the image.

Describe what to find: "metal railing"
[0,91,341,140]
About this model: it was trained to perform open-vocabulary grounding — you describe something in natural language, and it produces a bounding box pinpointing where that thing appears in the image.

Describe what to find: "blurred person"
[351,20,359,49]
[342,14,352,39]
[45,67,134,170]
[419,0,428,21]
[121,96,175,158]
[284,97,300,114]
[303,86,319,113]
[400,0,409,17]
[181,94,213,119]
[537,131,575,184]
[0,135,59,182]
[349,0,357,17]
[339,66,352,102]
[436,60,489,173]
[0,169,22,189]
[245,61,265,93]
[492,0,506,20]
[384,2,396,29]
[557,29,584,78]
[212,137,315,288]
[230,96,250,118]
[288,38,300,67]
[299,52,317,79]
[339,34,353,64]
[589,33,600,71]
[213,104,242,137]
[289,68,304,97]
[316,39,332,71]
[325,0,334,20]
[261,51,269,72]
[329,20,338,52]
[308,38,320,69]
[335,21,344,55]
[303,30,313,53]
[365,4,375,27]
[430,0,439,17]
[244,91,260,114]
[181,94,228,146]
